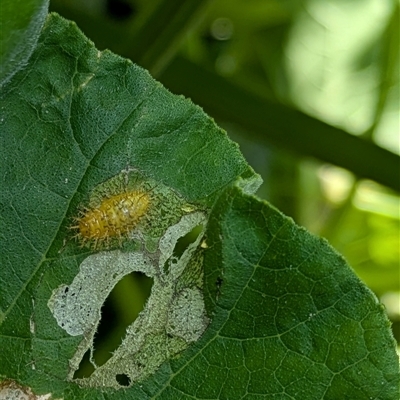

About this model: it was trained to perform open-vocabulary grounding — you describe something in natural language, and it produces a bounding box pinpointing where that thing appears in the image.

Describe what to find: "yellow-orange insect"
[74,190,150,248]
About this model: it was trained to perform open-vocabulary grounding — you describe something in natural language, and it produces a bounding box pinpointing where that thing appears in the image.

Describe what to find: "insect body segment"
[76,190,150,247]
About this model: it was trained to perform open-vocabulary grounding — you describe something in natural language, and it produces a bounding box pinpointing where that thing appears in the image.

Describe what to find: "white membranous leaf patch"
[48,251,154,338]
[48,171,209,388]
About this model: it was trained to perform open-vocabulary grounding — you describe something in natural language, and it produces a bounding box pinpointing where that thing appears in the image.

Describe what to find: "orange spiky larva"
[74,190,150,248]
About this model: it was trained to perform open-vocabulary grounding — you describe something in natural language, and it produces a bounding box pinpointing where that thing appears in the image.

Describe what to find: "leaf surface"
[0,12,398,400]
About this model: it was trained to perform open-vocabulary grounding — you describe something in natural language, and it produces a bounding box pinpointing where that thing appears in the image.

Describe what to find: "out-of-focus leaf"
[0,0,49,85]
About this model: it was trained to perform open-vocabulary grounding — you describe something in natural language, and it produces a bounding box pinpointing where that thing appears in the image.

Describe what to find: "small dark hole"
[116,373,131,386]
[106,0,136,20]
[163,256,179,275]
[73,349,95,379]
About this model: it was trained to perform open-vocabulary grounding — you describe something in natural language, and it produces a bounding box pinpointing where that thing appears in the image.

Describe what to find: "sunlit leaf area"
[49,0,399,348]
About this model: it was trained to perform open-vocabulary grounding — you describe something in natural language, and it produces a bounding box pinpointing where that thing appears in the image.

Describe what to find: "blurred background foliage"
[49,0,400,364]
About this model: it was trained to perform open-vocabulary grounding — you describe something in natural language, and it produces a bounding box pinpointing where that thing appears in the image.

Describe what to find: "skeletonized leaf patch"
[49,171,209,388]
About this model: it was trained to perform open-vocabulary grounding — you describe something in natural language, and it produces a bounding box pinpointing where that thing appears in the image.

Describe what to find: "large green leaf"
[200,185,399,399]
[0,12,398,400]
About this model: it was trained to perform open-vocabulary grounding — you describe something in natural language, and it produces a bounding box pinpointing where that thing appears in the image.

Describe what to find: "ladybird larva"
[74,190,150,248]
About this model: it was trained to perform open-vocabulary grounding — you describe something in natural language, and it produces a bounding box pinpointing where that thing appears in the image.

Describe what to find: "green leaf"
[1,12,399,400]
[0,0,49,85]
[200,185,399,399]
[0,12,254,397]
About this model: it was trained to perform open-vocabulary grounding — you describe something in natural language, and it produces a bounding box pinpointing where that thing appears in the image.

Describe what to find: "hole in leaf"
[92,271,153,365]
[173,224,204,259]
[73,349,95,379]
[163,225,204,274]
[73,271,153,378]
[116,373,131,386]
